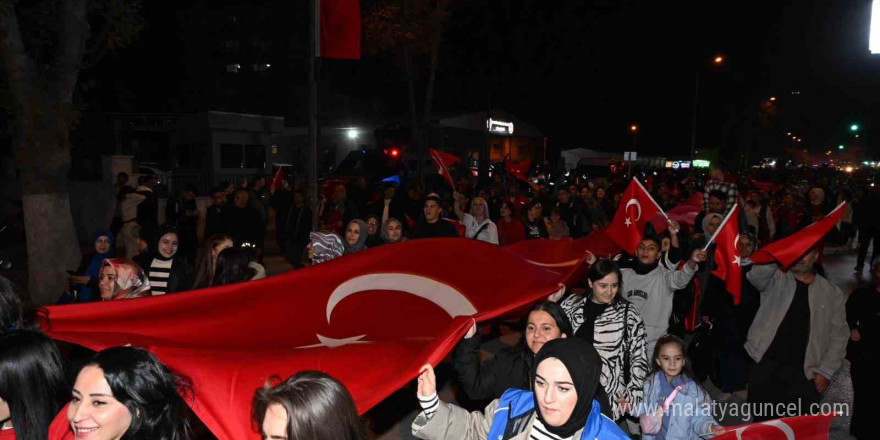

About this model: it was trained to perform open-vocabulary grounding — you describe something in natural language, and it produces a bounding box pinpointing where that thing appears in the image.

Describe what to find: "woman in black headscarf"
[412,338,630,440]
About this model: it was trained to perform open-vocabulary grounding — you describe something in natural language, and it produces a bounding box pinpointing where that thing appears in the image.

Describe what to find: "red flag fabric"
[505,159,532,183]
[319,0,361,59]
[714,414,835,440]
[750,202,846,268]
[650,192,702,235]
[39,239,566,440]
[708,204,743,305]
[505,230,621,287]
[268,167,284,192]
[429,148,461,188]
[605,178,664,254]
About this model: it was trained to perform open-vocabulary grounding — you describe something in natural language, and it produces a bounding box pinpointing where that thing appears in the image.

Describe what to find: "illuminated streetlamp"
[691,55,725,163]
[770,96,777,101]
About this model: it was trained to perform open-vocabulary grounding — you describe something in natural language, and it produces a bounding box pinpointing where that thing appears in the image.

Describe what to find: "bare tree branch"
[0,2,33,102]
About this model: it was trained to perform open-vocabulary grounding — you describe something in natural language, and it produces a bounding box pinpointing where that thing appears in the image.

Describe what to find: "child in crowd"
[547,206,570,240]
[634,335,725,440]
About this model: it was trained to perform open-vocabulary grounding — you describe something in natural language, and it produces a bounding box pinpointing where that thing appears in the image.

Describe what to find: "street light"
[851,124,860,132]
[691,55,725,163]
[787,132,792,136]
[630,124,638,132]
[770,96,777,101]
[839,145,845,150]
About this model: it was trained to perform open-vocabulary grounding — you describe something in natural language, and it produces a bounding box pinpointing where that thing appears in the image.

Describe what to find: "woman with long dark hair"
[0,330,66,440]
[191,234,233,289]
[212,247,260,287]
[59,346,192,440]
[453,301,572,401]
[0,277,22,334]
[560,258,649,424]
[253,371,367,440]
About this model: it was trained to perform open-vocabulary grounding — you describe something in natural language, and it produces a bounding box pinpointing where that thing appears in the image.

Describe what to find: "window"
[226,64,241,74]
[176,143,208,169]
[220,144,266,169]
[244,144,266,168]
[220,143,243,168]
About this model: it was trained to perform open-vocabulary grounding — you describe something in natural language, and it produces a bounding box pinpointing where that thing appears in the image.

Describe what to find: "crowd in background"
[1,162,878,439]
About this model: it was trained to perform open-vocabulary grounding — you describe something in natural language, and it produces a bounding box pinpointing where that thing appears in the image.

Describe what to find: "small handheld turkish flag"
[750,202,846,269]
[505,158,532,183]
[706,204,742,304]
[429,148,461,189]
[605,178,664,254]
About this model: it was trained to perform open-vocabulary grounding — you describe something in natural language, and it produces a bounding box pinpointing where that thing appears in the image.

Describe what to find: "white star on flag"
[625,217,632,227]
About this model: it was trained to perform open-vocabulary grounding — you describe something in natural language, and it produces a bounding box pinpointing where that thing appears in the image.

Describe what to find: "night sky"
[78,0,880,160]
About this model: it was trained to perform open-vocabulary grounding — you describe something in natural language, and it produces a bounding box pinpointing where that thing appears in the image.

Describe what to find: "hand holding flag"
[429,148,461,189]
[750,202,846,268]
[703,204,743,304]
[605,178,666,254]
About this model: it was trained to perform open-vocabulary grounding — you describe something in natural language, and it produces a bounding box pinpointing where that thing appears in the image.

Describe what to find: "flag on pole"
[605,178,665,254]
[750,202,846,268]
[429,148,461,188]
[707,204,743,304]
[268,166,285,192]
[318,0,361,59]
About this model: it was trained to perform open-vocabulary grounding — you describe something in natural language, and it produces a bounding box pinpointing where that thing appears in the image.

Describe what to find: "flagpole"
[703,204,739,251]
[308,0,320,231]
[633,177,669,220]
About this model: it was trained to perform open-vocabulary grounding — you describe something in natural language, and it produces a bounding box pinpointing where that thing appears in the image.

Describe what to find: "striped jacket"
[560,295,649,421]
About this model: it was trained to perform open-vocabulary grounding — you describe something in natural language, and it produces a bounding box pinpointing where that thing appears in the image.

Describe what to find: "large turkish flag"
[39,239,567,440]
[505,230,621,287]
[605,178,664,254]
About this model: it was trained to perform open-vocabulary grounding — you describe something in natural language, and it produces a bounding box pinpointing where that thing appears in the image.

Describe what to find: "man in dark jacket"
[136,175,159,240]
[205,188,228,239]
[281,190,313,267]
[409,195,458,239]
[556,188,586,238]
[225,189,264,249]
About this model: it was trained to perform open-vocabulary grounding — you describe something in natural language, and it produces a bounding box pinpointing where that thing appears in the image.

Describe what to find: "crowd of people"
[0,162,877,440]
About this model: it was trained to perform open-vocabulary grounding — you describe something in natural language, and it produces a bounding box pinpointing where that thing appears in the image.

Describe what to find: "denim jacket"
[633,371,719,440]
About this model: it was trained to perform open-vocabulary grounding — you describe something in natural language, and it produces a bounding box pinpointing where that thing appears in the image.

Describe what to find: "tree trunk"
[403,39,423,185]
[2,0,89,305]
[419,0,447,189]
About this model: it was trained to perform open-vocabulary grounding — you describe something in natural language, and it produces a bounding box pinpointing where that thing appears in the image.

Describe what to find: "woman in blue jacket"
[412,338,629,440]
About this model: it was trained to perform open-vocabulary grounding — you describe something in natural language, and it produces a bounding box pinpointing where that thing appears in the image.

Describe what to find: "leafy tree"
[0,0,142,305]
[364,0,450,182]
